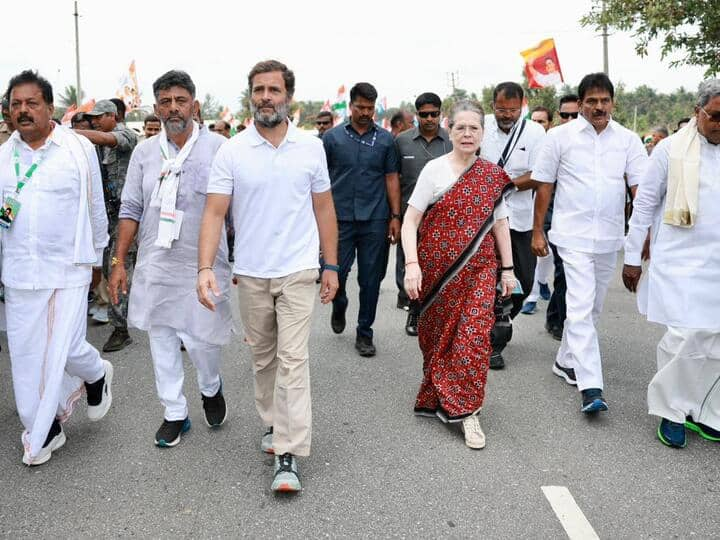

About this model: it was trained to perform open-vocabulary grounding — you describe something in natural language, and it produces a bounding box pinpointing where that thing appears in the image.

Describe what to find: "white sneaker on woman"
[461,414,486,449]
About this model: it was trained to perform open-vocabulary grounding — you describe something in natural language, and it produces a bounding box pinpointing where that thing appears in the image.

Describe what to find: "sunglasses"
[418,111,441,119]
[559,112,579,119]
[700,106,720,123]
[316,120,332,126]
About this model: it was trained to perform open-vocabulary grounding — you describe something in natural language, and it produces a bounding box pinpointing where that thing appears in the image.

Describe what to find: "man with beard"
[0,70,111,465]
[394,92,451,335]
[198,60,338,492]
[315,111,334,138]
[322,82,401,357]
[109,70,233,447]
[480,82,546,370]
[74,99,138,353]
[532,73,648,414]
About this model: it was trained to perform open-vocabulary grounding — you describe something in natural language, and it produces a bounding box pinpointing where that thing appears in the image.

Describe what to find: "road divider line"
[541,485,600,540]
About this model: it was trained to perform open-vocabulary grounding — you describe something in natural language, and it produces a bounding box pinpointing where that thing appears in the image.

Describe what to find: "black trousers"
[491,229,537,354]
[545,240,567,331]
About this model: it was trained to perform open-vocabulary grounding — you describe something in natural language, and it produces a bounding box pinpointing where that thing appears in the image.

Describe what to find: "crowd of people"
[0,59,718,494]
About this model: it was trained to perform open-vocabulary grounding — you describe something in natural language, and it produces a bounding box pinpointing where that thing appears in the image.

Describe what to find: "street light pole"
[74,1,82,106]
[602,0,610,75]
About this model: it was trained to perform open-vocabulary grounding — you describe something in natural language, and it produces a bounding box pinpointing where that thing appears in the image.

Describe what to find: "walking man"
[480,82,546,369]
[623,79,720,447]
[322,82,401,356]
[532,73,648,413]
[0,70,112,465]
[198,60,339,492]
[394,92,451,335]
[109,70,233,447]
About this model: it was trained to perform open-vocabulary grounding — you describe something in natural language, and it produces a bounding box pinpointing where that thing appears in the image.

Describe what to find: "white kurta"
[120,127,233,345]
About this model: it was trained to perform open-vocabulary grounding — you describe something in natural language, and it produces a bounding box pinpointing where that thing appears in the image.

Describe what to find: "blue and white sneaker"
[155,418,191,447]
[658,418,686,448]
[520,301,537,315]
[271,453,301,493]
[580,389,608,413]
[539,282,551,301]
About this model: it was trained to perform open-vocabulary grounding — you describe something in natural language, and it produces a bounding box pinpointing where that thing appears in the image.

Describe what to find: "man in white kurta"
[0,71,112,465]
[110,70,233,448]
[532,73,648,414]
[623,79,720,448]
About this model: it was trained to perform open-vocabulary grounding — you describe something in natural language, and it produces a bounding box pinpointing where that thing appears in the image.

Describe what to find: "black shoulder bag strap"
[497,118,527,169]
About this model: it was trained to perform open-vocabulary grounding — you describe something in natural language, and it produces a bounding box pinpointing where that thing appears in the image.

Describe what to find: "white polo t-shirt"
[207,122,331,278]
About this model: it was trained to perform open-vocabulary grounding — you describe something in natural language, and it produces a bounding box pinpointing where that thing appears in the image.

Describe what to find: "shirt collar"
[411,126,449,141]
[344,120,378,136]
[573,113,617,135]
[10,122,64,150]
[247,120,297,147]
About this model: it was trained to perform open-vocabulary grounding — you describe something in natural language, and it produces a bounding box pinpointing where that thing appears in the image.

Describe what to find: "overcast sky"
[2,0,707,110]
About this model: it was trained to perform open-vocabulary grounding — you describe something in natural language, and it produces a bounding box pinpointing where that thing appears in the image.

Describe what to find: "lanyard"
[344,124,377,147]
[12,145,47,194]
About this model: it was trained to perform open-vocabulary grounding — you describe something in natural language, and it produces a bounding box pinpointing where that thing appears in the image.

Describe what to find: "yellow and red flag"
[520,38,564,89]
[61,99,96,125]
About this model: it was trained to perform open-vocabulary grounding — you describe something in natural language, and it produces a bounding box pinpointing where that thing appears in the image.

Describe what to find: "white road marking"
[542,486,600,540]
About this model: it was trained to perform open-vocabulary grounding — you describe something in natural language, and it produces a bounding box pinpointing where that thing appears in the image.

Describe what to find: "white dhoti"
[555,248,618,391]
[648,327,720,429]
[6,284,105,461]
[526,251,555,303]
[148,325,222,421]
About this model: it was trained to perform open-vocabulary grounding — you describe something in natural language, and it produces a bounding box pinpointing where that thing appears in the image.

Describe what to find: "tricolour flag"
[331,85,347,123]
[320,100,331,112]
[520,38,564,89]
[116,60,142,111]
[219,106,234,125]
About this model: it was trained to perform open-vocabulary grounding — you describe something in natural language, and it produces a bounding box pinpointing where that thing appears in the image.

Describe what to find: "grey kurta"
[119,126,233,345]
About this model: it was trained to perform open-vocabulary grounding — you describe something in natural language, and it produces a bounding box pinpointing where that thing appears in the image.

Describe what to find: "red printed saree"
[414,158,512,422]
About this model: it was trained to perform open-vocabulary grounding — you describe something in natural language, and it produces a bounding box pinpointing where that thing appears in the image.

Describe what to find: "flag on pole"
[375,96,387,121]
[116,60,142,111]
[520,38,564,89]
[320,100,331,112]
[331,85,347,123]
[219,106,234,125]
[61,99,96,126]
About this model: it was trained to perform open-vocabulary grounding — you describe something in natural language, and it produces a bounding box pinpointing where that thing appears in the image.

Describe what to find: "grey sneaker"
[261,426,274,454]
[271,453,301,493]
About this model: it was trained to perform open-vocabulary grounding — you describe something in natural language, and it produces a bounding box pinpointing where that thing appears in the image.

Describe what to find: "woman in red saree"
[401,100,516,449]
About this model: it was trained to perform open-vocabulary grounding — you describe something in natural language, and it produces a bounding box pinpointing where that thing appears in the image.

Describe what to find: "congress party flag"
[116,60,142,111]
[331,85,347,122]
[60,99,96,126]
[520,39,564,89]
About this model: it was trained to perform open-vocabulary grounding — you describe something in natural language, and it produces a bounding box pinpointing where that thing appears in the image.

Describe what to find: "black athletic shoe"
[489,351,505,370]
[552,361,577,385]
[331,306,346,334]
[355,335,376,357]
[545,322,563,341]
[102,328,133,352]
[580,388,608,414]
[405,312,419,336]
[397,295,410,311]
[201,386,227,428]
[155,418,191,447]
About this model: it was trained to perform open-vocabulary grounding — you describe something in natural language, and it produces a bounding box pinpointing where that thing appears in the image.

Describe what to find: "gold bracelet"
[111,256,122,267]
[198,266,214,274]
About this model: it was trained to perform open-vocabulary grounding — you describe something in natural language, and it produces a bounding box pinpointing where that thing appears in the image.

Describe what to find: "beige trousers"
[236,269,317,457]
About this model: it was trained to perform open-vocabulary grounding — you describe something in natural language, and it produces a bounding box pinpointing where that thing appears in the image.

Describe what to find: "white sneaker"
[22,425,66,466]
[92,306,109,324]
[261,427,274,454]
[86,360,113,421]
[461,414,486,449]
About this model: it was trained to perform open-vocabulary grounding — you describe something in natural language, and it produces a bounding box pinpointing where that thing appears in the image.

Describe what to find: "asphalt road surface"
[1,254,718,539]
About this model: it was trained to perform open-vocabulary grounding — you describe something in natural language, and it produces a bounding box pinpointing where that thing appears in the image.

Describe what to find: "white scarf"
[664,117,700,228]
[150,121,199,248]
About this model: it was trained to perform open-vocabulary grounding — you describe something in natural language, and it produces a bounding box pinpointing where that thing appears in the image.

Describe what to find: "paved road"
[1,255,718,539]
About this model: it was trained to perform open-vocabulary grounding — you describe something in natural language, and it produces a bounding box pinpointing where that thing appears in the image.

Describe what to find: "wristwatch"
[390,213,402,221]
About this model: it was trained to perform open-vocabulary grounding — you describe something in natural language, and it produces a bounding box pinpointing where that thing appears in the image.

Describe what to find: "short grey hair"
[448,99,485,129]
[697,79,720,107]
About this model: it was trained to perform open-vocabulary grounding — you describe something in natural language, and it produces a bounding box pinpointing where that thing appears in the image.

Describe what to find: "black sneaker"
[155,418,191,447]
[552,361,577,385]
[397,295,410,311]
[201,386,227,428]
[331,306,346,334]
[102,328,133,353]
[489,351,505,370]
[405,312,419,336]
[580,388,608,414]
[355,335,376,357]
[545,322,563,341]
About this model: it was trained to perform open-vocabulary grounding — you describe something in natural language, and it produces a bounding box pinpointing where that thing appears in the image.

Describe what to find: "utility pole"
[446,71,459,94]
[74,1,82,106]
[601,0,610,75]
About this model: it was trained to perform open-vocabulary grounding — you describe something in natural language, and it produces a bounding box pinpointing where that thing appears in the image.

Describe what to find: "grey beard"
[251,101,290,128]
[164,116,189,135]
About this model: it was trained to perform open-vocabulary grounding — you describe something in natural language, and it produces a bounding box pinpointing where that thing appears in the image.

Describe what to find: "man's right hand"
[622,264,643,292]
[531,229,548,257]
[108,265,127,305]
[197,268,221,311]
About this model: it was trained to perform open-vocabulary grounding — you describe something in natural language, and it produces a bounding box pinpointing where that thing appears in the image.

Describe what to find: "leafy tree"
[200,93,222,120]
[581,0,720,76]
[58,85,84,108]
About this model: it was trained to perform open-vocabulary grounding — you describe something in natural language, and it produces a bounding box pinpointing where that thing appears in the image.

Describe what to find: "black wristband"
[500,266,514,271]
[390,213,402,221]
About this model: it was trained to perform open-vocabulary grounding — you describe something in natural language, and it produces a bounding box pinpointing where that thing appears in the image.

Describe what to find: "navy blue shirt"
[322,122,399,221]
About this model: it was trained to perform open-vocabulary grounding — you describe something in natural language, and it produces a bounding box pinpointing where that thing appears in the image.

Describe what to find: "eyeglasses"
[494,108,520,115]
[700,106,720,123]
[558,111,579,119]
[316,120,332,126]
[417,111,441,119]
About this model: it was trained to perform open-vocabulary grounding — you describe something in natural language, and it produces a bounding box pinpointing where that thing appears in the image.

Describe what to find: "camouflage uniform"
[100,122,138,330]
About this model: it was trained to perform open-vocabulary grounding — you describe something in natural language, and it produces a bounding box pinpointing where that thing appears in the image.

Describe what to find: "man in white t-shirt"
[480,82,546,370]
[197,60,339,493]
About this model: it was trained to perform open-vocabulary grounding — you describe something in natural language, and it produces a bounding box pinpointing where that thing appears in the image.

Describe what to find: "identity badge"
[0,193,21,230]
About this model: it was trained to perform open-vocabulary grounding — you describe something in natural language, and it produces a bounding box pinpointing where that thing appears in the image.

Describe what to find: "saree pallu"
[414,158,512,422]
